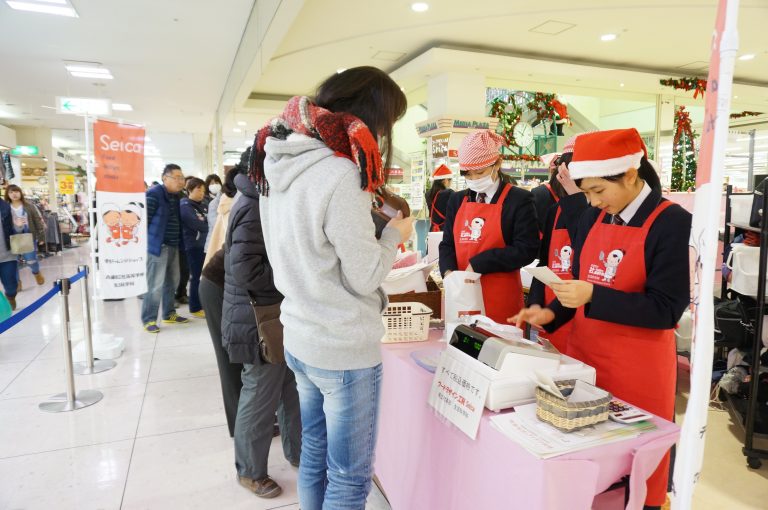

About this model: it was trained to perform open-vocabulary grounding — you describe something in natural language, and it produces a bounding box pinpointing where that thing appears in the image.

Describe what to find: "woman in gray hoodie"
[255,67,413,510]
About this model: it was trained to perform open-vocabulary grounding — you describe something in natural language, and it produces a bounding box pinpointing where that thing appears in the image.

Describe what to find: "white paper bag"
[444,271,485,323]
[381,261,434,295]
[426,232,443,264]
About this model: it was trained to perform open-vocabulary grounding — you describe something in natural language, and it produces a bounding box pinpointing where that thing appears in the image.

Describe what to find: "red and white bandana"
[458,130,505,171]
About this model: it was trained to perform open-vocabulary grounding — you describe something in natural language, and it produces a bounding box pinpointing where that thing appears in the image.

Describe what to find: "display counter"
[374,332,680,510]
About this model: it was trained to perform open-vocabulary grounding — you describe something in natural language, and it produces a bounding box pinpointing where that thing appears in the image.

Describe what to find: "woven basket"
[535,380,611,433]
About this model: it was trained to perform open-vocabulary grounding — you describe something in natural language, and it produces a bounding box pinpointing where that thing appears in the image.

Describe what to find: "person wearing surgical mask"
[203,173,223,208]
[438,130,539,323]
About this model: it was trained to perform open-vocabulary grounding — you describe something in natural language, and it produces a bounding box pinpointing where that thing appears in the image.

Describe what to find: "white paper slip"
[523,266,564,288]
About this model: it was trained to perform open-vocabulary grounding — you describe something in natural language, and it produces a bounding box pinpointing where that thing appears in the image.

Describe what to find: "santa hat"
[569,128,647,180]
[430,164,453,181]
[458,130,505,171]
[540,153,560,167]
[122,201,144,218]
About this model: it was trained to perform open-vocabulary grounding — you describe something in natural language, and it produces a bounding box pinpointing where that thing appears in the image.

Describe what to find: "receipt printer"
[448,324,596,412]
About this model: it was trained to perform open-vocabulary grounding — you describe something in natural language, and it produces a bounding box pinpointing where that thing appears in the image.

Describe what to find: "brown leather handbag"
[249,300,285,364]
[371,187,410,239]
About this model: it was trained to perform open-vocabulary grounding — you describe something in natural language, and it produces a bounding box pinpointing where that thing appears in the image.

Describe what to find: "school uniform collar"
[616,181,652,225]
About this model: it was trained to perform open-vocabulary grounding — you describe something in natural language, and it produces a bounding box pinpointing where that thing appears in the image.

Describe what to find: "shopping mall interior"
[0,1,767,509]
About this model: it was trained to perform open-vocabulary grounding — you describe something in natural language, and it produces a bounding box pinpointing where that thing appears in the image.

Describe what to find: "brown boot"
[34,273,45,285]
[16,279,22,291]
[237,475,282,498]
[6,295,16,311]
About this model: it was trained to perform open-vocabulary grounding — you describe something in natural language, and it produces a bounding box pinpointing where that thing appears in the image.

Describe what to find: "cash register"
[447,319,596,411]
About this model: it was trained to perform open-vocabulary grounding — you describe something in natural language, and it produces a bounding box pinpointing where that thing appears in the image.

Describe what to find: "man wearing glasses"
[142,164,190,332]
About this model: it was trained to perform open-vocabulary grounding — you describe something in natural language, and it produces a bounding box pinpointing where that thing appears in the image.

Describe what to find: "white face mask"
[208,184,222,195]
[465,173,497,194]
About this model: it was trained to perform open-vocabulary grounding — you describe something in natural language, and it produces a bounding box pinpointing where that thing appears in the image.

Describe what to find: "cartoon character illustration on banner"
[120,202,144,246]
[102,204,122,244]
[600,249,625,282]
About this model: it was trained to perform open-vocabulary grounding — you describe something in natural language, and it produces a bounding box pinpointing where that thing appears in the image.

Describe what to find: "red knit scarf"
[250,96,385,195]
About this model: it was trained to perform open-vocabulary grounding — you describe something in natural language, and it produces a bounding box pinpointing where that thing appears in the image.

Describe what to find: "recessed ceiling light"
[233,128,242,133]
[237,121,247,126]
[6,0,78,17]
[71,71,113,79]
[734,95,738,99]
[600,33,617,42]
[65,63,113,80]
[112,103,133,111]
[620,83,625,87]
[411,2,429,12]
[738,54,755,61]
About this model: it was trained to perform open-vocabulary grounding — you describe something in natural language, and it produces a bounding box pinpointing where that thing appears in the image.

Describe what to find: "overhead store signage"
[10,145,39,156]
[56,96,112,116]
[431,133,450,159]
[416,117,498,137]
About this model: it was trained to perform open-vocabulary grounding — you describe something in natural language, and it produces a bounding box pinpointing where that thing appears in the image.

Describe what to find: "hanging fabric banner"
[93,119,147,299]
[672,1,739,508]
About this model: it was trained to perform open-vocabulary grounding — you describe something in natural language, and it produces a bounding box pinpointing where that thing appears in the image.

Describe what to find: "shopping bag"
[444,271,485,322]
[0,292,11,321]
[9,233,34,255]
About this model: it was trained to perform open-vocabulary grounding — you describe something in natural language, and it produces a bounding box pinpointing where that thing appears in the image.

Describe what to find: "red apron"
[542,205,573,353]
[567,201,675,507]
[429,191,447,232]
[453,183,524,323]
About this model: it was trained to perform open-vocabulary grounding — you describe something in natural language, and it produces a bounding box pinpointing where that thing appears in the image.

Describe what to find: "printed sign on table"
[428,349,490,439]
[93,119,147,299]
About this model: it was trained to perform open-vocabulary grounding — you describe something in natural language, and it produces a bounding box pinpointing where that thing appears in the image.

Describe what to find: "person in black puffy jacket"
[222,173,301,499]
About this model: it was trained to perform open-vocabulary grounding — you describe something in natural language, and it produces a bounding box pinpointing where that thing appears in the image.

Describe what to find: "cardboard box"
[387,278,442,319]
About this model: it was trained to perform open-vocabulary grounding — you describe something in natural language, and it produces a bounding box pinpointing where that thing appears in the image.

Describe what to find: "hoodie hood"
[263,134,336,193]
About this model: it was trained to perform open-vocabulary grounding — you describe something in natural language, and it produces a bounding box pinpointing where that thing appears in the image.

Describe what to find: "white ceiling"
[1,0,767,173]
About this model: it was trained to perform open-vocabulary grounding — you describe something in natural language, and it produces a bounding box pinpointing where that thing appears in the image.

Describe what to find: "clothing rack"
[721,184,768,469]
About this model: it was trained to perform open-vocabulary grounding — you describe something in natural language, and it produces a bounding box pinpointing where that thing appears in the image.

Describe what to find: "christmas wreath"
[488,92,570,148]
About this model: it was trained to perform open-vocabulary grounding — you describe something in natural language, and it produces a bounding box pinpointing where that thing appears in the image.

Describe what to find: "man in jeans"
[141,164,190,332]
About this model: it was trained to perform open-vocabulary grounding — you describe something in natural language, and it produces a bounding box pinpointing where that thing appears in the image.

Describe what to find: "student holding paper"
[439,130,539,323]
[512,129,691,510]
[527,136,588,352]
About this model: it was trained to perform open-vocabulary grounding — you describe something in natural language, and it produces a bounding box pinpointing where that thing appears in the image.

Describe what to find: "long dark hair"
[4,184,26,204]
[315,66,407,172]
[426,179,449,207]
[574,156,661,191]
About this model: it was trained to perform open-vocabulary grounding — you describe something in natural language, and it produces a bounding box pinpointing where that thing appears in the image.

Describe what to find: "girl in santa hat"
[426,164,455,232]
[512,128,691,510]
[439,130,539,323]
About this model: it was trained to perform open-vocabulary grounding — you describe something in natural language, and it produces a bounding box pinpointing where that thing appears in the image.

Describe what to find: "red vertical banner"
[673,1,739,508]
[93,120,148,298]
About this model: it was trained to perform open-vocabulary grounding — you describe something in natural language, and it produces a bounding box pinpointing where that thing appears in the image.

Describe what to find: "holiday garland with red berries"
[660,77,708,98]
[730,110,764,119]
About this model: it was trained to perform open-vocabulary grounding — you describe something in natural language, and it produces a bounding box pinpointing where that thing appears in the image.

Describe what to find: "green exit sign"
[10,145,39,156]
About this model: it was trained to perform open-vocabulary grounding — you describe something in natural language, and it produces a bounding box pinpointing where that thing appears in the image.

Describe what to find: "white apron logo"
[551,245,573,273]
[588,249,625,283]
[460,217,485,242]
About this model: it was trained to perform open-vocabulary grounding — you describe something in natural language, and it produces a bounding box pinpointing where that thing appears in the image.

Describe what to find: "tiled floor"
[0,245,766,509]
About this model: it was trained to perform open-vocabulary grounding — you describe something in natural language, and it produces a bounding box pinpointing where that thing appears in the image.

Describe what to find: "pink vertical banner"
[672,1,740,508]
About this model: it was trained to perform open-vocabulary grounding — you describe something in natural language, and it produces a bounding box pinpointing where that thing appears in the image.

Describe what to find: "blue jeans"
[186,247,204,313]
[285,350,383,510]
[19,248,40,274]
[0,260,19,297]
[140,245,180,325]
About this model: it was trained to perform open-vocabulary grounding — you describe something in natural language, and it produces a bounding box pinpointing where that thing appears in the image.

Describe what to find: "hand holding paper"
[524,266,563,288]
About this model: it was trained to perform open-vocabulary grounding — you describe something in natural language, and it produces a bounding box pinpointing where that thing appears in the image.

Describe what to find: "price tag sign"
[58,174,75,195]
[428,348,490,439]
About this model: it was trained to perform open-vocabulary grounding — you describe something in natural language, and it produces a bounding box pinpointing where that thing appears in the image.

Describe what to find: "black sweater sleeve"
[528,204,557,307]
[470,186,540,274]
[545,199,691,332]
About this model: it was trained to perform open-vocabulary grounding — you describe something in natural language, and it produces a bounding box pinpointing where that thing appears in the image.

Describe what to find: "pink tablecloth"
[374,336,680,510]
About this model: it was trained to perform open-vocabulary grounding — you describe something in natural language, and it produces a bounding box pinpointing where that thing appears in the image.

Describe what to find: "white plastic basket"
[382,302,433,343]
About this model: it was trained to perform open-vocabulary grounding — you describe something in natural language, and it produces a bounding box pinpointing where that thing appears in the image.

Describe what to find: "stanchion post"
[39,278,103,413]
[73,265,116,375]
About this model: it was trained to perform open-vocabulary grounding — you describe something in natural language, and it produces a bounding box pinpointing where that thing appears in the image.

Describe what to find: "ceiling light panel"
[6,0,78,17]
[112,103,133,111]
